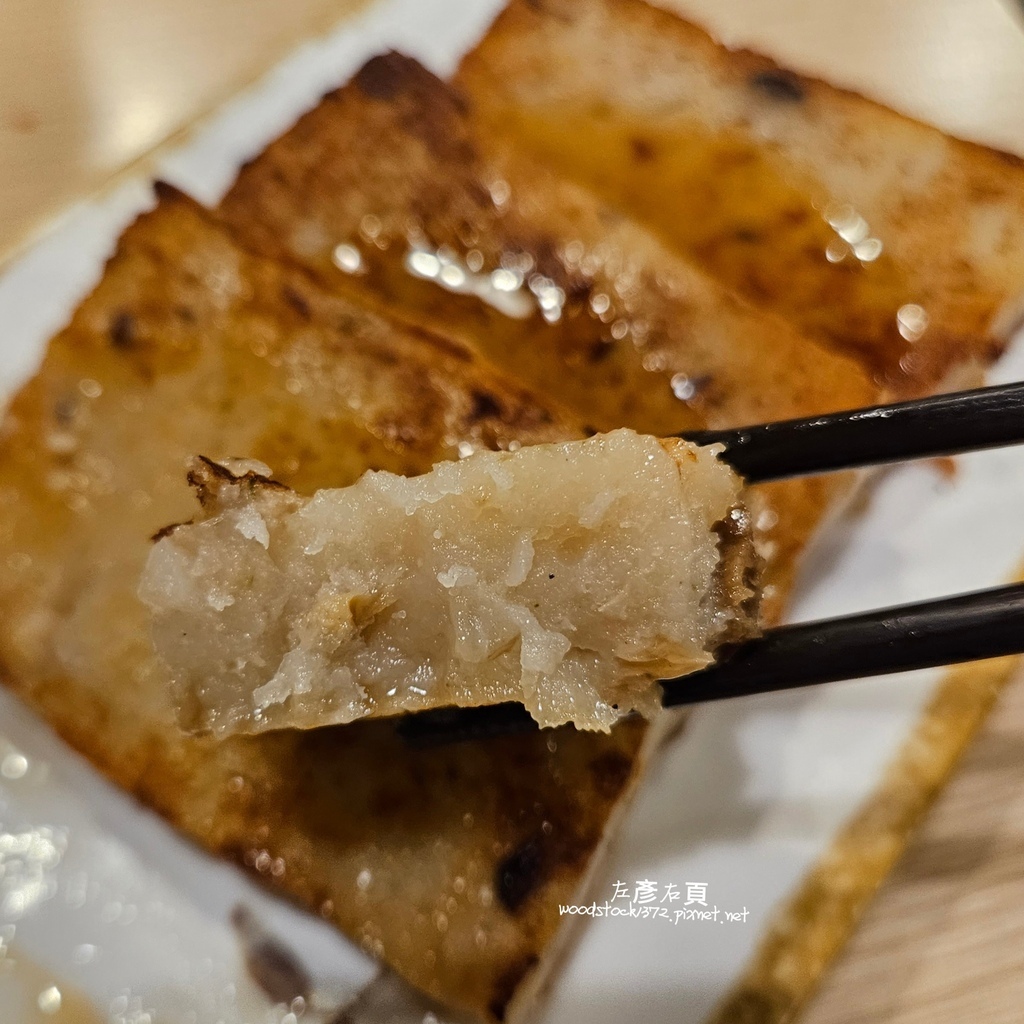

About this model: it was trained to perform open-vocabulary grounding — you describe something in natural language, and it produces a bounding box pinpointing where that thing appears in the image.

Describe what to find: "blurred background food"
[3,0,1024,262]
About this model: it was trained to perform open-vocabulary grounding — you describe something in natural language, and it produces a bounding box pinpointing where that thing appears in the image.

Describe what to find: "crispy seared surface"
[457,0,1024,394]
[218,53,876,613]
[0,188,655,1021]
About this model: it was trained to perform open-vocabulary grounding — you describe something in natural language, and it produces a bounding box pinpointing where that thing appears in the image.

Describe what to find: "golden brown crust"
[0,189,652,1021]
[457,0,1024,396]
[710,506,762,648]
[220,51,875,436]
[658,437,762,648]
[217,51,876,618]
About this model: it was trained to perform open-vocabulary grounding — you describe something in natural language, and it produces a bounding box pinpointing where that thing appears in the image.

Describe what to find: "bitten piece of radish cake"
[139,429,759,735]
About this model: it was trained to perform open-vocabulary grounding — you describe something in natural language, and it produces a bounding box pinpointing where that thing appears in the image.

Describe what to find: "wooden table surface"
[5,1,1024,1020]
[802,659,1024,1024]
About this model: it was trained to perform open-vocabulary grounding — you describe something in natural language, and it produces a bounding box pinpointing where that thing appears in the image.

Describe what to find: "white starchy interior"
[138,429,752,736]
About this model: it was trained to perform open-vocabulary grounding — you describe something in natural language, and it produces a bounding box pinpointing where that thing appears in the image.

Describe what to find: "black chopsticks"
[661,581,1024,706]
[399,581,1024,745]
[686,380,1024,482]
[395,585,1024,745]
[396,381,1024,745]
[397,701,539,746]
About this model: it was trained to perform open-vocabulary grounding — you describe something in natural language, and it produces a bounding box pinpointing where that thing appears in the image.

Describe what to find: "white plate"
[3,2,1024,1021]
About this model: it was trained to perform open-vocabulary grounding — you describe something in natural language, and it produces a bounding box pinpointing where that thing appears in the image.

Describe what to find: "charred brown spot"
[353,53,408,100]
[7,110,40,135]
[709,506,762,647]
[780,205,811,227]
[995,149,1024,170]
[587,339,614,364]
[53,396,77,426]
[186,455,288,509]
[523,0,575,22]
[109,311,136,349]
[400,321,474,363]
[282,286,311,320]
[152,179,186,204]
[750,69,806,104]
[235,151,261,176]
[497,835,547,912]
[470,389,503,421]
[477,401,557,449]
[523,237,568,285]
[354,51,470,118]
[188,453,241,485]
[488,954,539,1022]
[334,312,363,337]
[630,136,656,163]
[150,520,191,543]
[587,749,633,800]
[562,275,593,307]
[231,905,312,1006]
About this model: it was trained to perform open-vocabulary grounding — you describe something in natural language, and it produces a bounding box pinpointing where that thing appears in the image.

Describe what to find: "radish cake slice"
[140,429,759,736]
